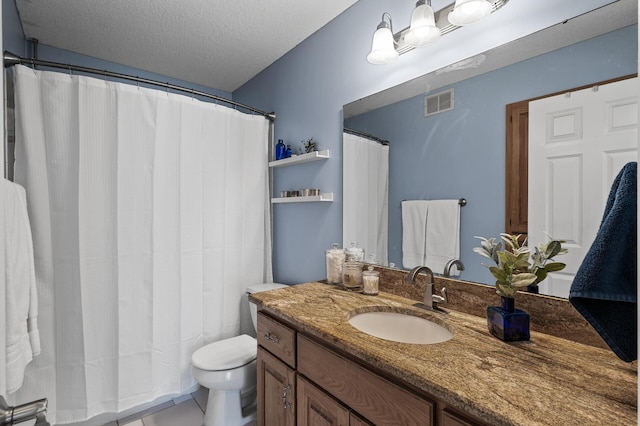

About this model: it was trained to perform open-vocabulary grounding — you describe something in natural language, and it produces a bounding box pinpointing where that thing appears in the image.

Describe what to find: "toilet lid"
[192,334,257,371]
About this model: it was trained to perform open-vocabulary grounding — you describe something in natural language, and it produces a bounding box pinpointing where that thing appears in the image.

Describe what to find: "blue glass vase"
[487,296,530,342]
[275,139,286,160]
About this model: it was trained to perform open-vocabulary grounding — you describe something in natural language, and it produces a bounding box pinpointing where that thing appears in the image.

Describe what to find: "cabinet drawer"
[298,335,433,426]
[257,312,296,367]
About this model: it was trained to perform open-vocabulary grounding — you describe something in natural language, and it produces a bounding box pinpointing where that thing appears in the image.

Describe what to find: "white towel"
[425,200,460,275]
[401,200,429,269]
[2,178,40,394]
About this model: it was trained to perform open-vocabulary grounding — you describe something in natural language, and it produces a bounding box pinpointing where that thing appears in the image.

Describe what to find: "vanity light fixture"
[366,13,399,65]
[404,0,441,48]
[367,0,509,64]
[448,0,493,26]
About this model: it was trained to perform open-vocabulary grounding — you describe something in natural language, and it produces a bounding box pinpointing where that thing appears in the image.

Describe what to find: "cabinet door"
[257,346,296,426]
[297,376,350,426]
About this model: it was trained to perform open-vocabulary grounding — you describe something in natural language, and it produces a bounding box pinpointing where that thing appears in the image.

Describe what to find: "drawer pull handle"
[282,384,292,409]
[264,332,280,343]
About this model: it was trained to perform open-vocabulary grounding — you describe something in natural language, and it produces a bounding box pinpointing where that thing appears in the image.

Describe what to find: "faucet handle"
[432,287,448,306]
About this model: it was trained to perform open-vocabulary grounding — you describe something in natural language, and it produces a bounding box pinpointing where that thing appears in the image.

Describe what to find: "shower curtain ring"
[68,65,72,76]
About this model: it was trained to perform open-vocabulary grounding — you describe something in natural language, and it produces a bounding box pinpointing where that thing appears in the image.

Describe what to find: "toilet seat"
[192,334,257,371]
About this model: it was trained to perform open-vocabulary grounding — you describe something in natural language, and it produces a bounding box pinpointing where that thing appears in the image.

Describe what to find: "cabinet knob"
[264,332,280,343]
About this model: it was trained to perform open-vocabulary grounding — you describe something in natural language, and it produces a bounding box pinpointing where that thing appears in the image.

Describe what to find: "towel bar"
[400,198,466,207]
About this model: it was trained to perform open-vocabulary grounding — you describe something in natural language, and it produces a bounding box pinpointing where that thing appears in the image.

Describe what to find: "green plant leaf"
[546,240,563,258]
[544,262,566,273]
[472,247,493,260]
[511,273,538,287]
[489,266,507,281]
[534,268,547,284]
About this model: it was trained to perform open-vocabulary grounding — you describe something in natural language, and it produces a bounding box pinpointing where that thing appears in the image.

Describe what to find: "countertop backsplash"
[370,265,608,350]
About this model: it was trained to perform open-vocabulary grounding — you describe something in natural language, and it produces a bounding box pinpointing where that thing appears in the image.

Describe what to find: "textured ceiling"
[15,0,358,92]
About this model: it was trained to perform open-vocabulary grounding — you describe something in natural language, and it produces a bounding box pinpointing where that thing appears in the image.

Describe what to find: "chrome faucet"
[443,259,465,278]
[405,266,448,310]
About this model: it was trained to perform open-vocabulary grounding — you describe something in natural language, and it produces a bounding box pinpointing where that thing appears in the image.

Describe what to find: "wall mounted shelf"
[269,150,330,168]
[272,193,334,204]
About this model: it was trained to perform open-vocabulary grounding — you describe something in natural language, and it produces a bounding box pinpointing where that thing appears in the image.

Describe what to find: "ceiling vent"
[424,88,454,117]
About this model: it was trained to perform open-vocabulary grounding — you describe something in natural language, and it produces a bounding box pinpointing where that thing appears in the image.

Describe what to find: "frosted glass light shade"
[404,2,441,47]
[367,26,399,64]
[448,0,492,26]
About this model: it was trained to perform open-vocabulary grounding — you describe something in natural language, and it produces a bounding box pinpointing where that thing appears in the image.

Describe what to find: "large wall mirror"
[342,0,638,298]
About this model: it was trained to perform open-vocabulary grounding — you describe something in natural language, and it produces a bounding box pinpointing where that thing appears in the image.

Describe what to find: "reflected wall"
[344,25,637,286]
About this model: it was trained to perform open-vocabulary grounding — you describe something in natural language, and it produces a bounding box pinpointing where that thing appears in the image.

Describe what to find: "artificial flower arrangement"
[474,233,568,298]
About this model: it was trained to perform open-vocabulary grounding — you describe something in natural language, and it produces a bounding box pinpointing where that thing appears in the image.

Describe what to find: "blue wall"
[234,0,633,285]
[345,26,637,284]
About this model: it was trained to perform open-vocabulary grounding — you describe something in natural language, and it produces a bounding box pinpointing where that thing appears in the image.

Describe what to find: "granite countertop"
[250,282,637,426]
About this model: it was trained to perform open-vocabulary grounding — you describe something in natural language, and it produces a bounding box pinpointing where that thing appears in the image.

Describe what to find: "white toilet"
[191,283,287,426]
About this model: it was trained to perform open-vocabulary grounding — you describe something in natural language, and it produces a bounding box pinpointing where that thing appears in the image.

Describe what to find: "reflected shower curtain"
[10,65,272,424]
[343,132,389,265]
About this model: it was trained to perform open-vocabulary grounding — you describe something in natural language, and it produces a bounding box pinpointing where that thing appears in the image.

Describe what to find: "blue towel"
[569,162,637,362]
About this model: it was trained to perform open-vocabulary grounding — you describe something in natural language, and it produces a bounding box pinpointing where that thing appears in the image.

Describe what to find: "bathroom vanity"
[251,282,637,426]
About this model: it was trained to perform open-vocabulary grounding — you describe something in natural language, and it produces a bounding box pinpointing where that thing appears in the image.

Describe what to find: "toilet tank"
[247,283,287,332]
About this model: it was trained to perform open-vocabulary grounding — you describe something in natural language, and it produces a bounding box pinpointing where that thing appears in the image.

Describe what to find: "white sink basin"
[348,311,453,344]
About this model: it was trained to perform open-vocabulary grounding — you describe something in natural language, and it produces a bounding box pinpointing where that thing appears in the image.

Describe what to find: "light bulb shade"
[448,0,492,26]
[404,2,441,47]
[367,26,399,64]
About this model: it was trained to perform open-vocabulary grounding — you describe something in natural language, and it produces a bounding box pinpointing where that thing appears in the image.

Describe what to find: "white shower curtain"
[9,65,272,424]
[342,132,389,265]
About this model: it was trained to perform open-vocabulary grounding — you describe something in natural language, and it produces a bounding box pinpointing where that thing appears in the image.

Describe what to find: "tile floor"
[104,387,256,426]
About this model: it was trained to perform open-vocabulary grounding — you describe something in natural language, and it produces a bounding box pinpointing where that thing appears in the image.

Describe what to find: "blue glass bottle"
[275,139,286,160]
[487,296,530,342]
[285,145,292,158]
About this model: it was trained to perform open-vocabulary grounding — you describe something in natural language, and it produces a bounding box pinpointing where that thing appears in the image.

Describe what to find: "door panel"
[529,77,638,298]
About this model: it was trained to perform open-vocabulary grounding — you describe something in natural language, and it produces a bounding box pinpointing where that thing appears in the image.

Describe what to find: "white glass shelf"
[271,193,334,203]
[268,149,330,168]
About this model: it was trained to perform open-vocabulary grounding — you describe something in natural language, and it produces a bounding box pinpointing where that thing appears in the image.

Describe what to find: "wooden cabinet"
[257,312,485,426]
[440,408,480,426]
[257,312,296,367]
[257,346,296,426]
[297,376,350,425]
[298,335,433,426]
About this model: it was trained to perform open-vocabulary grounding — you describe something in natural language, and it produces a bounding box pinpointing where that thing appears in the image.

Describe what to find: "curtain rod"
[3,51,275,122]
[343,127,389,146]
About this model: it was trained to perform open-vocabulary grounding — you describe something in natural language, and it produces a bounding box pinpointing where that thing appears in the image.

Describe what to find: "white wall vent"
[424,88,454,117]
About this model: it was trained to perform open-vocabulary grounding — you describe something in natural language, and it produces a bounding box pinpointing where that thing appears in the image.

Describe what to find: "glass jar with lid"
[342,261,363,291]
[326,243,345,284]
[362,266,379,295]
[345,242,365,262]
